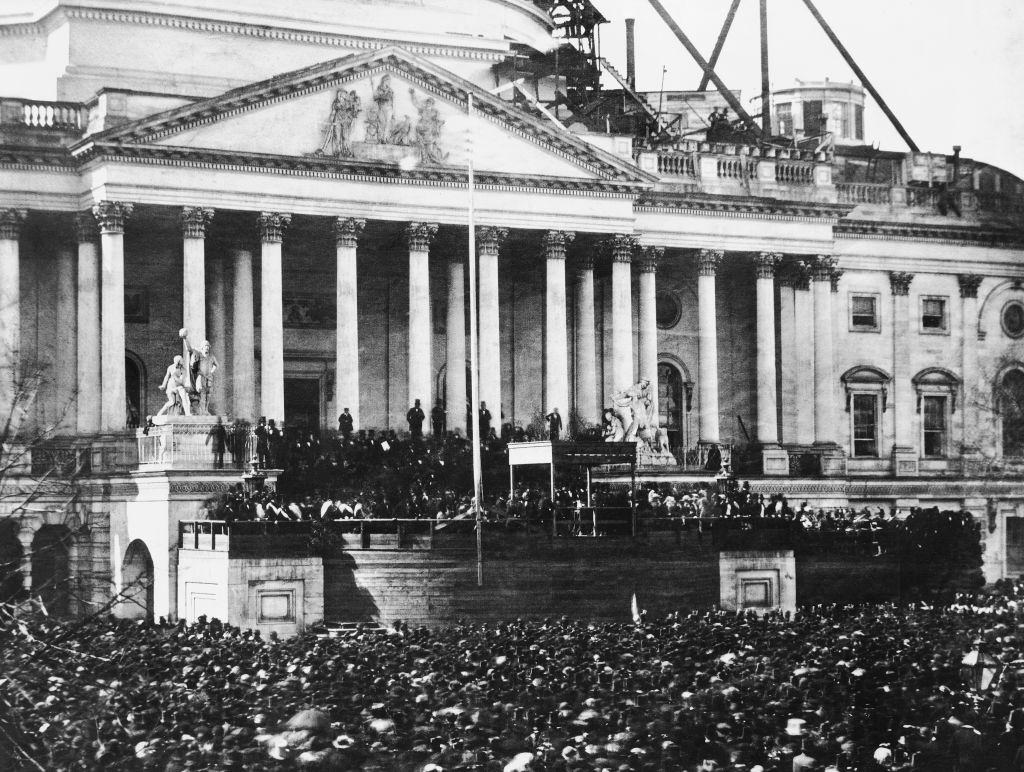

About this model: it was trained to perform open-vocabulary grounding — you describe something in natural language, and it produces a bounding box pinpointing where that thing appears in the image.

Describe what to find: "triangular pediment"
[83,47,652,188]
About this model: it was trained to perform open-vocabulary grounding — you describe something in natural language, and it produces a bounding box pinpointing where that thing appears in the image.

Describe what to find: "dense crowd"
[6,580,1024,771]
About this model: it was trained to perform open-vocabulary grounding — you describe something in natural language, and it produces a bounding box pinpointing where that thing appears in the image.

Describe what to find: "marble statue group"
[155,328,219,417]
[603,379,675,465]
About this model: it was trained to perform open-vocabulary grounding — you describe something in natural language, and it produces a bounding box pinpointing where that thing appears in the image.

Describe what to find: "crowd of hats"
[6,580,1024,771]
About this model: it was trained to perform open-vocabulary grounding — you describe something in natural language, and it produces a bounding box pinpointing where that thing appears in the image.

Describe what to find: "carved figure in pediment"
[319,89,361,157]
[365,74,395,144]
[389,115,413,146]
[410,88,448,164]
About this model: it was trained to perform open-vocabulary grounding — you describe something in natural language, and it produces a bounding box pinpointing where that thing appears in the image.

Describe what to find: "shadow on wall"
[323,553,381,623]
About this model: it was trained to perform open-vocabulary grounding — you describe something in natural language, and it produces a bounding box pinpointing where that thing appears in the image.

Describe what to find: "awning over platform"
[507,441,637,468]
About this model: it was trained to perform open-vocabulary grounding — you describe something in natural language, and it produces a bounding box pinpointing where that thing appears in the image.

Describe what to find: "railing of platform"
[1,98,86,131]
[836,182,892,205]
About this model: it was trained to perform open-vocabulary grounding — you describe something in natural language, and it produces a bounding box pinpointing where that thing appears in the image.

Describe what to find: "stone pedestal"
[817,445,848,477]
[719,550,796,615]
[761,446,790,476]
[138,415,232,472]
[892,446,919,477]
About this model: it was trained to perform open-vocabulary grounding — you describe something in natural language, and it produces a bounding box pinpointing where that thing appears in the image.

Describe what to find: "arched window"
[841,366,891,458]
[1001,368,1024,457]
[658,362,691,454]
[912,368,960,459]
[125,350,146,428]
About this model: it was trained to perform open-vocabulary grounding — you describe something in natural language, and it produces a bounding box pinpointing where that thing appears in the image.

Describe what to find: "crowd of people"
[6,580,1024,771]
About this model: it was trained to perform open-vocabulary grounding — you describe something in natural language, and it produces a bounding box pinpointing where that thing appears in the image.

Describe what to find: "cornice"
[835,219,1024,248]
[74,144,647,198]
[0,146,76,169]
[635,193,852,223]
[3,5,509,61]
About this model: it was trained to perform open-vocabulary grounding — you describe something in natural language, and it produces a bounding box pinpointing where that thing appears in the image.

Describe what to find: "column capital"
[476,226,508,256]
[406,222,439,252]
[830,268,845,293]
[754,251,782,279]
[958,274,984,299]
[181,207,215,239]
[0,209,27,241]
[888,271,914,296]
[257,212,291,243]
[335,217,366,248]
[810,255,837,282]
[637,245,664,273]
[779,258,811,290]
[74,210,98,243]
[542,230,575,260]
[698,249,723,276]
[609,234,637,263]
[92,201,134,234]
[575,254,595,272]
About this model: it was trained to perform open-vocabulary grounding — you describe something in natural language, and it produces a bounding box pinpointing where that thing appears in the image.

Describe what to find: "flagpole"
[466,92,484,587]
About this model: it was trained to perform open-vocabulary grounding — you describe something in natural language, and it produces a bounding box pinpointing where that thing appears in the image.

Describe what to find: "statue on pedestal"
[156,355,191,417]
[604,379,676,466]
[180,328,219,415]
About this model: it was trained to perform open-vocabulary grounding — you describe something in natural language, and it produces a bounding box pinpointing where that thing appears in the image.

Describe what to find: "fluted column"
[75,212,101,433]
[231,247,256,422]
[890,271,915,452]
[207,254,226,415]
[755,252,781,445]
[477,227,507,423]
[334,218,365,431]
[959,274,983,452]
[0,210,26,426]
[55,240,77,431]
[544,231,574,419]
[811,256,837,445]
[574,254,597,425]
[697,249,723,444]
[638,246,663,420]
[610,235,636,392]
[93,201,133,431]
[258,212,290,423]
[181,207,214,344]
[406,222,438,415]
[446,254,467,435]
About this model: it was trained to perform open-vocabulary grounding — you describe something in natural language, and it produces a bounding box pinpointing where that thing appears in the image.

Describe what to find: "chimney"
[625,18,636,88]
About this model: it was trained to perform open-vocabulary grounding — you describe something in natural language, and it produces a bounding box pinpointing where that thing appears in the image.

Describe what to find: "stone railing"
[0,98,86,132]
[137,416,244,471]
[835,182,893,205]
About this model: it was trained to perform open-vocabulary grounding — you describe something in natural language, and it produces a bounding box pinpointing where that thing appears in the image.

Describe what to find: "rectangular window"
[922,395,947,457]
[803,100,824,136]
[921,297,948,331]
[852,393,879,457]
[854,104,864,140]
[775,102,792,135]
[838,102,851,138]
[851,294,879,330]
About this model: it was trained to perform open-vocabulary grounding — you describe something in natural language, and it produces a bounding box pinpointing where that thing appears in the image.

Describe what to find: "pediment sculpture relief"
[314,75,447,165]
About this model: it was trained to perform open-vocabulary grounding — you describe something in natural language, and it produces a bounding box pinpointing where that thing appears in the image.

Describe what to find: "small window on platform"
[850,294,879,331]
[921,296,948,332]
[775,102,792,135]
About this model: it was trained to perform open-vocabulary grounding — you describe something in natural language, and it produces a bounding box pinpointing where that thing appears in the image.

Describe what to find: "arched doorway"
[31,525,71,616]
[0,520,23,603]
[121,540,154,621]
[125,351,145,429]
[657,361,691,456]
[1000,367,1024,457]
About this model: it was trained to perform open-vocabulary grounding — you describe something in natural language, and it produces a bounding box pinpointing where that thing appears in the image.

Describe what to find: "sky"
[591,0,1024,179]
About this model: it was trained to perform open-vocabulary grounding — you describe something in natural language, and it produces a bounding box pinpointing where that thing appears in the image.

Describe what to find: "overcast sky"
[592,0,1024,179]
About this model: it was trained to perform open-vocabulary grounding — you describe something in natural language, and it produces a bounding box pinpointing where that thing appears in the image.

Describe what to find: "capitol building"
[1,0,1023,623]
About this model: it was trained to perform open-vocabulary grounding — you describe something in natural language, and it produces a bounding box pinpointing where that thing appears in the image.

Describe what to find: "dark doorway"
[285,378,321,433]
[32,525,70,616]
[125,353,143,428]
[0,520,23,603]
[121,540,154,621]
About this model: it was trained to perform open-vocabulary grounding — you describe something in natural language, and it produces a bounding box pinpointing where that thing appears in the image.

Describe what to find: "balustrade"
[836,183,892,205]
[1,98,86,131]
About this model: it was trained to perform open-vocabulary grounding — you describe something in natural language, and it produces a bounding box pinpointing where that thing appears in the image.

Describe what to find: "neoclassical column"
[181,207,214,344]
[55,238,77,432]
[610,234,636,392]
[446,254,467,436]
[958,274,984,453]
[75,211,101,434]
[811,255,837,445]
[638,245,663,419]
[477,227,507,424]
[574,253,598,425]
[544,230,574,419]
[697,249,723,444]
[405,222,438,416]
[258,212,290,423]
[791,261,815,445]
[890,271,915,455]
[335,217,365,430]
[0,210,26,425]
[207,253,226,415]
[231,246,256,422]
[754,252,782,445]
[93,201,133,432]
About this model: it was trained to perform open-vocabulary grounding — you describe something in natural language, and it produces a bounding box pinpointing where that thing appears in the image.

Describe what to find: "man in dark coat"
[430,400,446,437]
[338,408,354,439]
[407,399,425,439]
